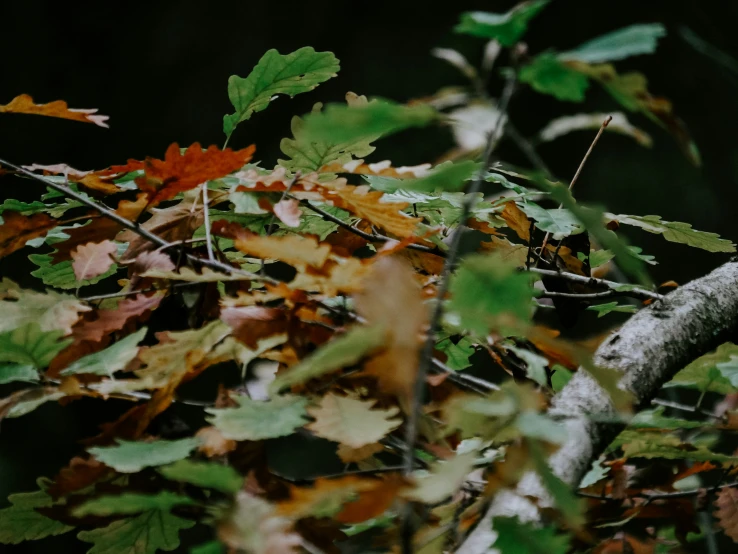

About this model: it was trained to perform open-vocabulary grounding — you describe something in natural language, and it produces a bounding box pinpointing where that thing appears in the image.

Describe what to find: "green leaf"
[190,541,225,554]
[560,24,666,64]
[583,246,656,268]
[88,438,200,473]
[448,254,537,335]
[519,54,590,102]
[224,47,339,139]
[77,510,195,554]
[607,214,735,253]
[629,407,702,430]
[516,203,583,239]
[578,458,610,489]
[404,451,477,504]
[401,161,480,193]
[551,366,573,392]
[279,102,377,173]
[503,343,549,386]
[0,280,90,334]
[436,336,475,371]
[61,327,147,377]
[492,516,570,554]
[29,253,118,290]
[73,492,195,517]
[614,430,738,462]
[529,440,585,528]
[516,412,567,444]
[0,323,71,369]
[586,302,638,317]
[0,363,38,385]
[301,99,438,145]
[157,459,243,494]
[534,178,651,286]
[206,394,308,441]
[269,324,386,394]
[454,1,550,45]
[0,480,74,544]
[717,355,738,387]
[665,342,738,394]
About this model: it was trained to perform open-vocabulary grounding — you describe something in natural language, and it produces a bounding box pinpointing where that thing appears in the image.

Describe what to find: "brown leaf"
[197,426,238,457]
[102,142,255,205]
[24,163,91,179]
[273,198,302,228]
[0,211,56,259]
[715,486,738,542]
[47,456,111,499]
[0,94,109,127]
[71,240,118,281]
[52,194,148,263]
[336,443,384,463]
[336,474,405,524]
[214,220,332,269]
[500,202,531,242]
[354,256,427,400]
[276,476,386,520]
[74,293,163,343]
[221,306,289,349]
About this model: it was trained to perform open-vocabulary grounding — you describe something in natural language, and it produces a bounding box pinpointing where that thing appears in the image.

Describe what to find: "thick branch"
[459,260,738,554]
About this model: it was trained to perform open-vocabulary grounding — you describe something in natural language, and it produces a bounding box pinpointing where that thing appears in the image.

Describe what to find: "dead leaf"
[221,306,289,349]
[102,142,255,205]
[354,256,427,400]
[74,293,163,343]
[197,425,238,457]
[273,198,302,227]
[0,94,109,127]
[52,194,148,262]
[276,476,384,520]
[336,474,406,523]
[337,443,385,463]
[715,486,738,543]
[71,240,118,281]
[0,211,56,259]
[320,159,430,178]
[501,202,531,242]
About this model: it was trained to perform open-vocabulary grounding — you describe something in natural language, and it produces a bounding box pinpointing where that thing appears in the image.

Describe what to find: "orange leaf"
[214,220,332,269]
[500,202,530,242]
[0,94,109,127]
[220,306,289,349]
[0,211,56,259]
[71,240,118,281]
[105,143,255,205]
[354,256,427,400]
[336,474,406,524]
[715,487,738,543]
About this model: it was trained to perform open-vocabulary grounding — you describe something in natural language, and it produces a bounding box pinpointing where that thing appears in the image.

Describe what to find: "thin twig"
[528,267,663,301]
[539,289,625,300]
[579,480,738,501]
[537,115,612,261]
[401,72,518,554]
[296,197,443,256]
[201,183,215,261]
[651,398,722,420]
[0,159,277,284]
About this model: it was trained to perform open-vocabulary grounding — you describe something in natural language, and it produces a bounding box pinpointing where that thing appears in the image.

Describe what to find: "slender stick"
[201,183,215,261]
[0,159,276,284]
[400,73,518,554]
[528,267,663,301]
[537,115,612,260]
[579,480,738,502]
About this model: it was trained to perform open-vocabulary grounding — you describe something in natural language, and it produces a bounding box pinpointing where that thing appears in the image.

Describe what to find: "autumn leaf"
[337,443,385,464]
[273,198,302,227]
[500,202,531,242]
[214,220,332,268]
[71,240,118,281]
[224,47,340,139]
[715,487,738,543]
[30,253,118,290]
[403,451,476,504]
[221,306,289,349]
[74,293,163,343]
[276,476,383,519]
[354,256,427,399]
[0,211,57,259]
[0,280,91,335]
[306,393,401,448]
[106,143,255,205]
[60,327,147,377]
[0,94,109,127]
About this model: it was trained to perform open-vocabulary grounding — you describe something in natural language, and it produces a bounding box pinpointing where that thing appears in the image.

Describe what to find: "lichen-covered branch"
[458,260,738,554]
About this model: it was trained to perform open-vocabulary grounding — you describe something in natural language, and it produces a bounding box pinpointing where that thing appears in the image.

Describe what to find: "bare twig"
[401,72,518,554]
[201,183,215,261]
[0,158,277,284]
[528,267,663,301]
[579,480,738,502]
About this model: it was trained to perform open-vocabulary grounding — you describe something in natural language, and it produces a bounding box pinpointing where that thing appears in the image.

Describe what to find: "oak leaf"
[715,487,738,543]
[221,306,289,349]
[105,143,255,205]
[273,198,302,227]
[74,293,163,343]
[71,240,118,281]
[0,94,109,127]
[0,211,57,259]
[501,202,531,242]
[276,476,381,519]
[336,443,385,464]
[306,393,401,448]
[0,280,91,335]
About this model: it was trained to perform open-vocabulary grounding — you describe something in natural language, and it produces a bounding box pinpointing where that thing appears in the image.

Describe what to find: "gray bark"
[458,260,738,553]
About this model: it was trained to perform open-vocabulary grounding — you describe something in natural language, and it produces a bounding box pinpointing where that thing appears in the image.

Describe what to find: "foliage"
[1,3,737,553]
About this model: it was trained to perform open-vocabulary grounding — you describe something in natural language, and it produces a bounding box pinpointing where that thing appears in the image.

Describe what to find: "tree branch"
[458,259,738,554]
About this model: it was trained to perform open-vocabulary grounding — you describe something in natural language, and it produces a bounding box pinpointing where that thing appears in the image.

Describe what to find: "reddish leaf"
[74,293,163,343]
[0,211,56,259]
[71,240,118,281]
[220,306,289,349]
[715,486,738,543]
[0,94,109,127]
[47,456,111,499]
[102,142,255,205]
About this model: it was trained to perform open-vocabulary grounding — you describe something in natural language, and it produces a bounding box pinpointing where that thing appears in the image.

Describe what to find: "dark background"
[2,0,738,550]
